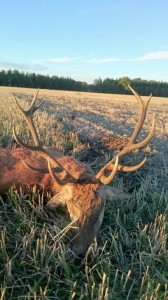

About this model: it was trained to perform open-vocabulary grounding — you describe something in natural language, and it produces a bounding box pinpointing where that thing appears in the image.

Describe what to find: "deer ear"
[99,185,131,202]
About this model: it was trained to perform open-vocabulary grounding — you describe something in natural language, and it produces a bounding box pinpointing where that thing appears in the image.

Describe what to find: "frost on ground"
[0,87,167,300]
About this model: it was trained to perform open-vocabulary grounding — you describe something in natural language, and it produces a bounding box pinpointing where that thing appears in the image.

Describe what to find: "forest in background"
[0,69,168,97]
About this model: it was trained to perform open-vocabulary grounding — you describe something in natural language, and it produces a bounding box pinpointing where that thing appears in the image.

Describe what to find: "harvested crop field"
[0,86,168,299]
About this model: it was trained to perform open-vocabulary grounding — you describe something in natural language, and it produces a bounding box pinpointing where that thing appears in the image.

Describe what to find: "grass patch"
[0,174,167,299]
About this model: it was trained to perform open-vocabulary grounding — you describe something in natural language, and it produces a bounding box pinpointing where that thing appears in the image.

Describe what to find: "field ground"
[0,87,168,299]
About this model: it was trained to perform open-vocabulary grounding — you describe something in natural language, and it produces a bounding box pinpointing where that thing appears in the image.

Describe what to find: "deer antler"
[96,85,155,185]
[13,89,43,146]
[13,91,78,185]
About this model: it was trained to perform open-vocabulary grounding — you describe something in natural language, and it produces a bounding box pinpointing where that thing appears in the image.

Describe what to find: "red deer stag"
[0,86,155,256]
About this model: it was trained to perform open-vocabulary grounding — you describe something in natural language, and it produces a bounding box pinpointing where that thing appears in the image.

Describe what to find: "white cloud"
[85,52,168,63]
[138,51,168,61]
[45,57,78,63]
[1,51,168,75]
[86,57,121,63]
[33,56,120,65]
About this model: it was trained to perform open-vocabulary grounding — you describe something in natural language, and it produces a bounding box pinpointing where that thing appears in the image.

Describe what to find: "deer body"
[0,145,129,256]
[0,147,57,193]
[0,146,96,194]
[0,145,112,256]
[0,87,155,256]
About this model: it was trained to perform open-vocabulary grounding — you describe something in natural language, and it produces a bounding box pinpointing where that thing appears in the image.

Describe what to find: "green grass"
[0,88,168,299]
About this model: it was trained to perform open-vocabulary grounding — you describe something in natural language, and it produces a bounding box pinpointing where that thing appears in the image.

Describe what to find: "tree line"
[0,69,168,97]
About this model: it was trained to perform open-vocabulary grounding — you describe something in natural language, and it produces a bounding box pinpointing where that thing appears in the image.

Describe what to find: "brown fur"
[45,182,130,256]
[0,147,95,194]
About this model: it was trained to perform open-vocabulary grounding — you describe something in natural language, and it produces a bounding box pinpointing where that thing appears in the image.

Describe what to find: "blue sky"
[0,0,168,83]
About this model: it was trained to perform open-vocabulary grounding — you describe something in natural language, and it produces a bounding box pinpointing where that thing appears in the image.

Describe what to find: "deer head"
[12,86,155,256]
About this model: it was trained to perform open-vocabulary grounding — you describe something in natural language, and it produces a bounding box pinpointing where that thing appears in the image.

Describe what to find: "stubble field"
[0,87,168,299]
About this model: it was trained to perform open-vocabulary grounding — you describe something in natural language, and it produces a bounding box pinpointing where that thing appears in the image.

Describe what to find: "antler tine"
[48,158,71,186]
[96,156,119,185]
[96,87,155,185]
[96,157,147,182]
[30,89,39,108]
[14,89,43,146]
[112,115,155,160]
[127,85,152,145]
[29,89,44,114]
